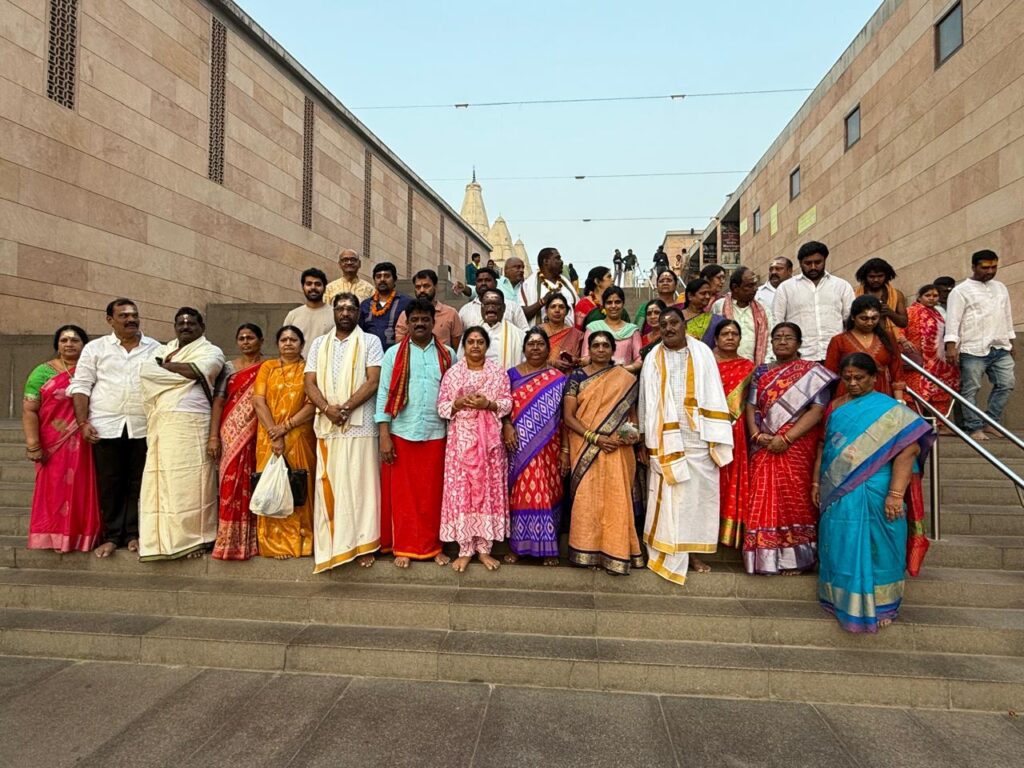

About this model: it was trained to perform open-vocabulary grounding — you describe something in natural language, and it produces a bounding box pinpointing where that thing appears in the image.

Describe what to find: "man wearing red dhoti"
[375,298,455,567]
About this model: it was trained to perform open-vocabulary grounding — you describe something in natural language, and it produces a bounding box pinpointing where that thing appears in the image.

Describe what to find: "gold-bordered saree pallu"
[567,366,644,574]
[818,391,934,633]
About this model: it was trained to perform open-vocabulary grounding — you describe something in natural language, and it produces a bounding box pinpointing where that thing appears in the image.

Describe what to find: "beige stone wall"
[733,0,1024,316]
[0,0,486,340]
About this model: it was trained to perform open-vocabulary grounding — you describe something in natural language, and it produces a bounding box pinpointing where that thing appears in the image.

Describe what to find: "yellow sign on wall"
[739,217,748,236]
[797,205,817,234]
[769,204,778,236]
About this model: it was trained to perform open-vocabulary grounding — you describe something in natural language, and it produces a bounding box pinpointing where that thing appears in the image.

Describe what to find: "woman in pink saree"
[21,325,101,552]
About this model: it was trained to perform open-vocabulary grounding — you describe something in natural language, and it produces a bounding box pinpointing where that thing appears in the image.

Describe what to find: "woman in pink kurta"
[438,326,513,572]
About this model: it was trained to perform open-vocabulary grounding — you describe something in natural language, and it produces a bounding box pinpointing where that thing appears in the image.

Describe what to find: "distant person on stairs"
[943,249,1015,441]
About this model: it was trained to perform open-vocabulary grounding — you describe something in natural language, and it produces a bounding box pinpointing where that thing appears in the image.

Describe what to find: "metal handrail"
[900,355,1024,542]
[901,354,1024,450]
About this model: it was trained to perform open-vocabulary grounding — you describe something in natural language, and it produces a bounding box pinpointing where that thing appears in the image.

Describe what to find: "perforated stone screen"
[46,0,78,109]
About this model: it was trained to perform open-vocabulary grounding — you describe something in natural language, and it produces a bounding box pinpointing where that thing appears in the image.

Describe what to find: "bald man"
[497,257,526,305]
[324,248,374,306]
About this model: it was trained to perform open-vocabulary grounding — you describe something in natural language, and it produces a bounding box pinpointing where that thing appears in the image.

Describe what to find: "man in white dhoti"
[138,308,224,561]
[459,290,525,370]
[304,292,383,573]
[639,306,733,585]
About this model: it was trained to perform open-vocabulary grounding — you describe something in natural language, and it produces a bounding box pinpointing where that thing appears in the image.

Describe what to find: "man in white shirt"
[754,256,794,308]
[711,266,775,365]
[459,267,529,331]
[68,298,160,557]
[283,267,334,344]
[944,249,1015,441]
[519,247,579,325]
[772,242,854,362]
[460,290,525,369]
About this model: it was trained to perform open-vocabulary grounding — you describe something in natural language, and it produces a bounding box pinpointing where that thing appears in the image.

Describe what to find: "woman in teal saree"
[814,352,934,634]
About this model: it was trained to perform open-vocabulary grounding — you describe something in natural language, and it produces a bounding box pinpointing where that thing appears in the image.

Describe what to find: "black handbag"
[251,459,309,507]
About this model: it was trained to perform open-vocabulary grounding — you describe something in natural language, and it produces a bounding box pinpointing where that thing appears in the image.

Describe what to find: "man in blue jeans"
[944,249,1015,441]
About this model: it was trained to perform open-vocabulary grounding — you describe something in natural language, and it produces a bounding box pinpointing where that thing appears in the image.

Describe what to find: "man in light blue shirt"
[375,298,456,568]
[496,256,526,305]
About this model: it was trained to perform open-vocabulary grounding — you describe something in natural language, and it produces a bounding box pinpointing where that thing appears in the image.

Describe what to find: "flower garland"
[369,290,395,318]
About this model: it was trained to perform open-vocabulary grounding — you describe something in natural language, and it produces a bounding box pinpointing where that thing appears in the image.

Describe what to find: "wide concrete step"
[923,535,1024,571]
[1,607,1021,711]
[926,478,1024,506]
[1,568,1021,658]
[3,538,1023,609]
[0,508,29,536]
[0,463,36,483]
[941,504,1024,536]
[0,444,27,462]
[935,435,1024,460]
[0,483,33,507]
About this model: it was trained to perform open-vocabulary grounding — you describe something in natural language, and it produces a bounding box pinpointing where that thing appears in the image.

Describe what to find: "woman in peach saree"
[563,331,644,575]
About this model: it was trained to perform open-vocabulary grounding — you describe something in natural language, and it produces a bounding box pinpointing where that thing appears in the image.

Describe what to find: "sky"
[239,0,882,274]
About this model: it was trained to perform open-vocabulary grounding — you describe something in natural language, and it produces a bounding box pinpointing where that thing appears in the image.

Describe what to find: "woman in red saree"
[824,295,904,400]
[901,284,960,419]
[540,294,584,374]
[714,321,755,549]
[573,266,614,331]
[22,325,101,552]
[211,323,264,560]
[744,322,836,575]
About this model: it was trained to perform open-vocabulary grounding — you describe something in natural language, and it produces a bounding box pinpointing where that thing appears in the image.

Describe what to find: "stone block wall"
[0,0,488,341]
[732,0,1023,308]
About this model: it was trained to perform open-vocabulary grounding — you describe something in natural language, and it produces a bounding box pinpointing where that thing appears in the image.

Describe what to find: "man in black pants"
[68,299,160,557]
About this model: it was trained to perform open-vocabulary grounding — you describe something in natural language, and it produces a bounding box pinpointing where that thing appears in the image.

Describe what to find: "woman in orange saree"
[563,331,644,575]
[714,321,755,548]
[252,326,317,559]
[22,325,101,552]
[211,324,264,561]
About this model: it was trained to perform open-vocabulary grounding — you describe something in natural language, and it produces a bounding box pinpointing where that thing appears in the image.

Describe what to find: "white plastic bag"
[249,454,294,518]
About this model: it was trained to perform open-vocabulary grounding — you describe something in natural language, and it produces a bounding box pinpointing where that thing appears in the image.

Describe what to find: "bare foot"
[970,429,990,441]
[394,556,410,569]
[94,542,116,558]
[127,539,139,553]
[451,555,471,572]
[691,556,711,573]
[434,553,451,566]
[356,554,375,568]
[984,426,1004,439]
[781,569,802,577]
[274,554,292,560]
[478,553,501,571]
[878,618,893,628]
[502,552,519,564]
[185,550,204,559]
[543,557,560,566]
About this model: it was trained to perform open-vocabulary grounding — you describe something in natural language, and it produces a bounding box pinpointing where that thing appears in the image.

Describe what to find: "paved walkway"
[2,656,1022,767]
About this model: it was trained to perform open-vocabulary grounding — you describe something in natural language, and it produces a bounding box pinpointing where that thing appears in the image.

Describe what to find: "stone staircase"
[0,421,1022,712]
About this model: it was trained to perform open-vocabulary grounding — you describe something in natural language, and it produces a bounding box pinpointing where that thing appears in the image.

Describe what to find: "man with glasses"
[324,248,374,306]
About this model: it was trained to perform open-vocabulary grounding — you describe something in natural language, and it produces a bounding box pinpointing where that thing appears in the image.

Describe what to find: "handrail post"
[927,416,941,541]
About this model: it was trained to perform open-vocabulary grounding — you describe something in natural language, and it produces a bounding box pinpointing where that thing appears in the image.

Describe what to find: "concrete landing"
[1,657,1021,768]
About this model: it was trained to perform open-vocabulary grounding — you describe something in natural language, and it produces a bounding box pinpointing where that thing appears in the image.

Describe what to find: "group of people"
[20,242,1013,635]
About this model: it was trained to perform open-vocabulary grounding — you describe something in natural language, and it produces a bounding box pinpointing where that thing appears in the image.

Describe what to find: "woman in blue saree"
[814,353,934,633]
[502,328,568,564]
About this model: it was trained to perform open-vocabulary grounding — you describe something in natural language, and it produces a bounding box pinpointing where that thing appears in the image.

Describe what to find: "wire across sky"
[427,170,748,182]
[353,87,813,111]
